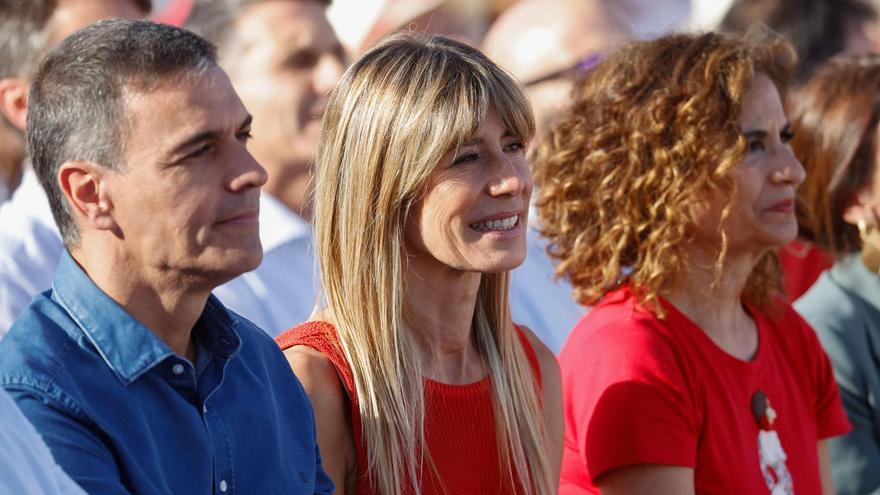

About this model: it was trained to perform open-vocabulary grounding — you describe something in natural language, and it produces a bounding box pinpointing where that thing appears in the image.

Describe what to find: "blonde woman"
[276,33,562,495]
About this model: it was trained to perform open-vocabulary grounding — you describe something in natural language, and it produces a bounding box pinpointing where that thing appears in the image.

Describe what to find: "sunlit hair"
[789,53,880,256]
[313,32,552,494]
[534,31,796,315]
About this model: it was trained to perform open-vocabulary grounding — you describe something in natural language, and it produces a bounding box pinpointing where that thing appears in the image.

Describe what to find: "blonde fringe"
[314,32,555,494]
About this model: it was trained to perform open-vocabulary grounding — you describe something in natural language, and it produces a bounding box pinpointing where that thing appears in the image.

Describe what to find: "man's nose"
[229,150,268,191]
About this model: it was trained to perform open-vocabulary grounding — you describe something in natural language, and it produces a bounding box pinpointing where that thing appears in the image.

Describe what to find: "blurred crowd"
[3,0,880,494]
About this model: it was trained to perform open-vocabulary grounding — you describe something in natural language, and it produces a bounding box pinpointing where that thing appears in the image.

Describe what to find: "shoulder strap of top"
[276,322,369,489]
[276,321,358,404]
[514,325,542,390]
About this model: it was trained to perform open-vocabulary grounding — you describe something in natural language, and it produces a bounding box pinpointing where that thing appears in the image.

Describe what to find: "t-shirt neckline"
[655,293,768,370]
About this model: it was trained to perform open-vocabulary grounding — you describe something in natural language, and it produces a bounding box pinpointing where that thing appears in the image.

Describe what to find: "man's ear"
[58,160,118,232]
[0,78,29,131]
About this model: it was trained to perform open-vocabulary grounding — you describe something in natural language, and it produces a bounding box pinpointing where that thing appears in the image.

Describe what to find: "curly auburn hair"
[533,31,797,315]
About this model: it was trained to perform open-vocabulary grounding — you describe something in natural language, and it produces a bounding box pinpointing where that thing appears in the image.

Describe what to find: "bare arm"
[285,346,356,495]
[518,325,564,486]
[598,465,695,495]
[818,441,835,495]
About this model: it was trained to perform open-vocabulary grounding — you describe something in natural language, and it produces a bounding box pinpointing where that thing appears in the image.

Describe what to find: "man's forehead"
[47,0,147,44]
[234,0,331,49]
[121,68,248,149]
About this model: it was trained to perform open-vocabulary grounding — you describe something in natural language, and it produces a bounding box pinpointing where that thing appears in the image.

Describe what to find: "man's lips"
[215,209,259,225]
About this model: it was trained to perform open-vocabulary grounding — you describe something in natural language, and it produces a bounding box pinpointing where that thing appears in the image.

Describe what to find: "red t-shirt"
[558,286,850,494]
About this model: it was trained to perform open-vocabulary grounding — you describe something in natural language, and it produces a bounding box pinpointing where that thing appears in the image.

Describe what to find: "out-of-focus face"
[694,73,805,254]
[841,124,880,233]
[406,106,532,274]
[226,0,345,217]
[103,67,267,286]
[0,0,146,196]
[48,0,147,43]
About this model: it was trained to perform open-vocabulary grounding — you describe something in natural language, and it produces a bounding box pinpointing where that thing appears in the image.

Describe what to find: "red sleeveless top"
[277,321,542,495]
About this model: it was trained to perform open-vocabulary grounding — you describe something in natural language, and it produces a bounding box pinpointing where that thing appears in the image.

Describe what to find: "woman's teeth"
[470,215,519,232]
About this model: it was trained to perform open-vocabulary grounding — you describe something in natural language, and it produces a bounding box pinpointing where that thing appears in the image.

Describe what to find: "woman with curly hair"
[275,33,562,494]
[792,54,880,495]
[534,32,850,494]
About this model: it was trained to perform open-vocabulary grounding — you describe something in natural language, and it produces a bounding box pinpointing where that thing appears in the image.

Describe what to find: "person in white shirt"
[0,0,150,336]
[0,387,85,495]
[186,0,346,335]
[483,0,631,351]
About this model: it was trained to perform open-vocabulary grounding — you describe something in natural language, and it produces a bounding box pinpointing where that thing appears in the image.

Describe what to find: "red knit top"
[276,321,542,495]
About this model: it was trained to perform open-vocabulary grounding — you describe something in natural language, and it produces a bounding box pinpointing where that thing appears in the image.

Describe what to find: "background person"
[535,31,850,494]
[277,33,562,494]
[0,0,149,336]
[792,53,880,495]
[482,0,630,352]
[0,20,332,494]
[185,0,347,335]
[0,386,86,494]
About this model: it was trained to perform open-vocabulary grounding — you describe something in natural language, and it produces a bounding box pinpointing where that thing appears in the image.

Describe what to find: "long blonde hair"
[313,33,553,494]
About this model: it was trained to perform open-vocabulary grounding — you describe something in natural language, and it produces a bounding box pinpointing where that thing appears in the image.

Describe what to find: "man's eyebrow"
[168,114,253,158]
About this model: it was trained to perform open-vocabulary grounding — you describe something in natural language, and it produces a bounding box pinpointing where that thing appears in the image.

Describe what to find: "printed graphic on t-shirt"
[758,429,793,495]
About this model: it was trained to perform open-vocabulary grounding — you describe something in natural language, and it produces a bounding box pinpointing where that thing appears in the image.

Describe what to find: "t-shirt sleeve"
[561,317,699,484]
[790,310,851,438]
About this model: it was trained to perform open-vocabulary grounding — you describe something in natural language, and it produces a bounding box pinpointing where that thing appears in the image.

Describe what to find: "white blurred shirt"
[0,167,62,338]
[0,387,86,495]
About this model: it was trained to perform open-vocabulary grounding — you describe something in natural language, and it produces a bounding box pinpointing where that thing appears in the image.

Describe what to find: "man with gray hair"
[0,19,333,494]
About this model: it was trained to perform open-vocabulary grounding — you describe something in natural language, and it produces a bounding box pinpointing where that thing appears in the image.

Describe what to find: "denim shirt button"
[299,471,308,483]
[219,479,228,492]
[171,363,185,375]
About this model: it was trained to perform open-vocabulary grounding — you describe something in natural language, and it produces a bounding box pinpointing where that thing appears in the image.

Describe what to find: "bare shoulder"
[516,324,560,376]
[283,345,343,397]
[516,324,564,481]
[284,345,356,491]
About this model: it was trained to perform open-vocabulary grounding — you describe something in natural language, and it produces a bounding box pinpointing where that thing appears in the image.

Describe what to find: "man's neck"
[0,129,25,196]
[71,243,208,362]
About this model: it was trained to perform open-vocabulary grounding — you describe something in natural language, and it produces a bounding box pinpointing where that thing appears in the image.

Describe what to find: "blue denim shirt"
[0,251,333,494]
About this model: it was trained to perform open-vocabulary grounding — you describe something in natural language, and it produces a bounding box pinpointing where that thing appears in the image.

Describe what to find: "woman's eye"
[747,140,765,153]
[453,152,479,166]
[780,129,795,144]
[505,141,526,153]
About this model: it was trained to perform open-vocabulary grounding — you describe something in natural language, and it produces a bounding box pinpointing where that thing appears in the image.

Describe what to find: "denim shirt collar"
[830,252,880,311]
[51,251,242,385]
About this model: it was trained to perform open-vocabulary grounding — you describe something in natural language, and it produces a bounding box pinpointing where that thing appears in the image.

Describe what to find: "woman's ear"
[842,185,876,226]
